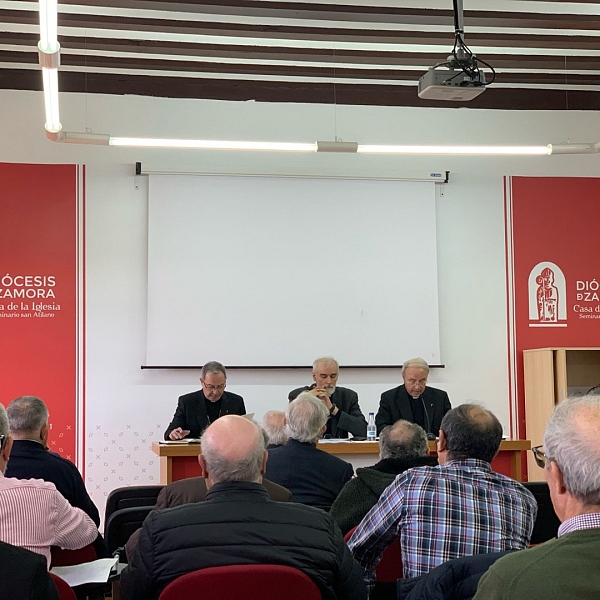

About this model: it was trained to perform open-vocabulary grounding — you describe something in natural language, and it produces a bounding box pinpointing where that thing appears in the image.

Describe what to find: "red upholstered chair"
[344,526,403,583]
[49,573,77,600]
[158,564,322,600]
[50,543,98,567]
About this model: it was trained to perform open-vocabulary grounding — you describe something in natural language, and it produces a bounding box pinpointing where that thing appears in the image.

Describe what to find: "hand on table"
[169,427,190,440]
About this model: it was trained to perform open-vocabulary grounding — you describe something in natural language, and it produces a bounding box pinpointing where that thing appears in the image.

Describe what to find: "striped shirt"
[0,472,98,566]
[348,459,537,587]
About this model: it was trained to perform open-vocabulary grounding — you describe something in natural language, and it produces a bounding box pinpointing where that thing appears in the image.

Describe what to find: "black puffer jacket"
[121,481,367,600]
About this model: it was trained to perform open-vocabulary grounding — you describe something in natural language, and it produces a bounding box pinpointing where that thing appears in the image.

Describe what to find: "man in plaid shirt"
[348,404,537,590]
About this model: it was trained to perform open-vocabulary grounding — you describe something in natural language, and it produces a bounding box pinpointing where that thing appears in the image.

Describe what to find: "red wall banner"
[0,163,82,463]
[506,176,600,439]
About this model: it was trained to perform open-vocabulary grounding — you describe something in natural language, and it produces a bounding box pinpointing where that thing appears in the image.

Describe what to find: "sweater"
[473,528,600,600]
[330,456,438,534]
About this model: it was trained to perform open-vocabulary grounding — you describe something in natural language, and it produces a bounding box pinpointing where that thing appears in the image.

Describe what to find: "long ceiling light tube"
[109,138,317,152]
[36,1,600,158]
[38,0,61,133]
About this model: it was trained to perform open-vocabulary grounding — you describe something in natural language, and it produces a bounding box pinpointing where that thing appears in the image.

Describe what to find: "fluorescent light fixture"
[109,138,318,151]
[357,144,552,156]
[42,68,61,133]
[36,0,600,159]
[38,0,59,54]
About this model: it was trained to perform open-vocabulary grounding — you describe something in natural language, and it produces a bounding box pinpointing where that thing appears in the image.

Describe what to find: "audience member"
[262,410,288,448]
[474,395,600,600]
[121,415,366,600]
[265,393,354,505]
[0,541,59,600]
[330,420,437,534]
[289,357,367,438]
[164,361,245,440]
[376,357,451,437]
[349,404,536,591]
[124,453,291,559]
[0,403,97,566]
[6,396,100,525]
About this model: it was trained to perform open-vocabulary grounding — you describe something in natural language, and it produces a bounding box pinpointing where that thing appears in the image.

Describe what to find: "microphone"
[421,397,435,440]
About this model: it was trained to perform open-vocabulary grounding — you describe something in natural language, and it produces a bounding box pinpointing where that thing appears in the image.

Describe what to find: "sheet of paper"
[51,557,119,587]
[158,439,201,444]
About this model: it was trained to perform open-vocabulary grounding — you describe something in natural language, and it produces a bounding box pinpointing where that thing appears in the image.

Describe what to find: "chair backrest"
[158,564,322,600]
[344,526,403,583]
[51,543,98,567]
[522,481,561,544]
[104,485,164,523]
[105,505,153,556]
[49,573,77,600]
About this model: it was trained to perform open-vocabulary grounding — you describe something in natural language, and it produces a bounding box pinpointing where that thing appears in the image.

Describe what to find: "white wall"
[2,89,600,516]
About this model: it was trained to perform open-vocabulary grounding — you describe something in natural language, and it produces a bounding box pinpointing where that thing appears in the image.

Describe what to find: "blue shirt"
[348,459,537,587]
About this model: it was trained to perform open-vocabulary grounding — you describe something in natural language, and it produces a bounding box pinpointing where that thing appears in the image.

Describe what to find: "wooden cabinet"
[524,348,600,480]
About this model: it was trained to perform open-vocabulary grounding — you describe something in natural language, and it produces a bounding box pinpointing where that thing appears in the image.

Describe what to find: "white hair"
[312,356,339,373]
[261,410,288,446]
[543,395,600,505]
[402,357,430,374]
[286,393,329,443]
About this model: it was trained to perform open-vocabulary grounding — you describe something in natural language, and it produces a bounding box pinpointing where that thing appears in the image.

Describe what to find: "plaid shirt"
[348,459,537,587]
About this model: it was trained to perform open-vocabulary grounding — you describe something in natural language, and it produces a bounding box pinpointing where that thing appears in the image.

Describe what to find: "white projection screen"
[146,174,441,367]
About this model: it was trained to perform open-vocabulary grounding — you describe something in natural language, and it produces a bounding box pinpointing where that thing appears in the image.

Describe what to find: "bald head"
[440,403,503,464]
[199,415,266,486]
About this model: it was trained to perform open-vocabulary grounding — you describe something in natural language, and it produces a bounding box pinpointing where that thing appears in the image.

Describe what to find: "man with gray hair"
[0,402,97,566]
[261,410,288,448]
[289,356,367,438]
[6,395,101,527]
[330,420,438,534]
[265,392,354,506]
[474,395,600,599]
[350,404,536,590]
[376,357,451,437]
[122,415,366,600]
[164,360,246,440]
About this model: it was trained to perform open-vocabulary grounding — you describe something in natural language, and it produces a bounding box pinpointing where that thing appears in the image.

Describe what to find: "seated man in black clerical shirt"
[164,361,245,440]
[288,356,367,438]
[375,357,451,437]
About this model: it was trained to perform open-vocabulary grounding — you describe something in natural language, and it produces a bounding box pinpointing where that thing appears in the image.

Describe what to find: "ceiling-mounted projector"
[418,62,486,101]
[418,0,495,102]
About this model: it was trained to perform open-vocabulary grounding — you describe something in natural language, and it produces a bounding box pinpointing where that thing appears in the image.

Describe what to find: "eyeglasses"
[531,445,548,469]
[202,382,226,392]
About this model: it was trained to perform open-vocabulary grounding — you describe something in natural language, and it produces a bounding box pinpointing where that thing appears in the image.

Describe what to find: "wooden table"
[152,439,530,484]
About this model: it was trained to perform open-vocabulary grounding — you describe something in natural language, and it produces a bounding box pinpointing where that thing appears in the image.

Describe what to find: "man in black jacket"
[5,396,101,527]
[164,361,245,440]
[288,356,367,438]
[376,357,451,437]
[122,415,366,600]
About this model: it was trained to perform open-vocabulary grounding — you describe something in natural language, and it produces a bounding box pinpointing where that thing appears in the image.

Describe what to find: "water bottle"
[367,412,376,441]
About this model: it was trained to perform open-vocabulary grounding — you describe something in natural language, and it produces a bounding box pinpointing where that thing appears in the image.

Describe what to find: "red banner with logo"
[506,176,600,438]
[0,163,82,463]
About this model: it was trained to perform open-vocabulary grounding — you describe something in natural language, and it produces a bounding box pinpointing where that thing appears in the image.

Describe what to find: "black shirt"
[205,397,222,425]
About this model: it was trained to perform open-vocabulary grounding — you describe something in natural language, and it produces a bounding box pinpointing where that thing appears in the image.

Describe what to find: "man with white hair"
[474,395,600,599]
[376,357,451,437]
[122,415,366,600]
[265,392,354,506]
[289,357,367,438]
[261,410,288,448]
